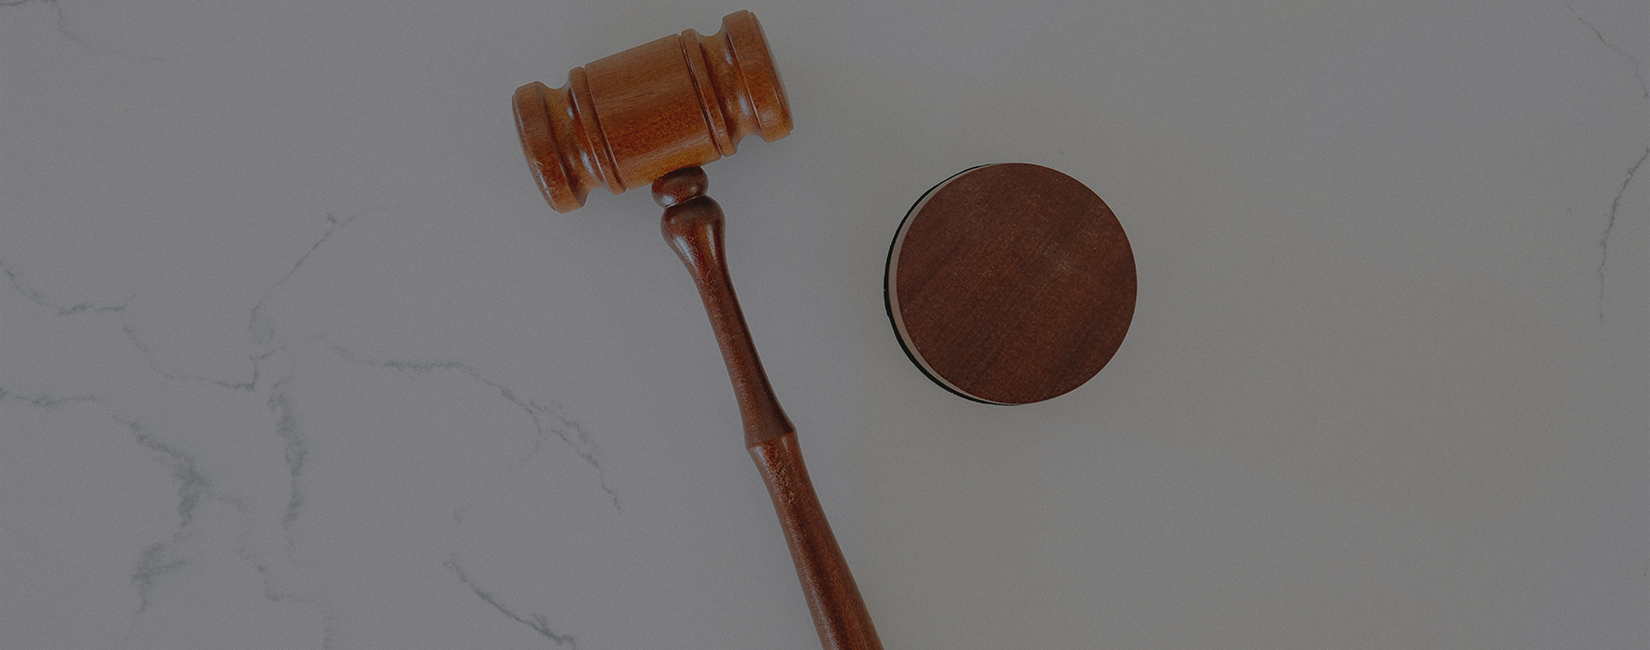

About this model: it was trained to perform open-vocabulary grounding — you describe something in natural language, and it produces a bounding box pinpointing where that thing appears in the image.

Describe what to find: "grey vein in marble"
[119,418,210,613]
[131,542,189,615]
[243,548,301,605]
[0,387,95,411]
[4,196,618,640]
[327,343,621,509]
[0,0,163,60]
[0,260,311,632]
[1563,5,1650,319]
[121,419,211,532]
[250,211,362,347]
[444,554,577,649]
[0,0,83,49]
[266,375,309,532]
[120,312,261,392]
[1565,2,1650,100]
[248,197,432,350]
[1597,147,1649,316]
[1,258,131,316]
[7,254,258,391]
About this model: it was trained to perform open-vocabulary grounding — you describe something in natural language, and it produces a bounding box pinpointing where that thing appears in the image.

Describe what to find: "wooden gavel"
[512,11,882,650]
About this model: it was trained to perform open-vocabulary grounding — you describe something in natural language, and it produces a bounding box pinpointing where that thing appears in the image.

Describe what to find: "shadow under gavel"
[512,11,883,650]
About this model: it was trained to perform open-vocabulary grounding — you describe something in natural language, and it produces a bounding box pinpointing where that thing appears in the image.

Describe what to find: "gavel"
[512,11,883,650]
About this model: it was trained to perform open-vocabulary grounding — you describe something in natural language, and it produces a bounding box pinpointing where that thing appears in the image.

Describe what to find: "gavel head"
[512,10,793,212]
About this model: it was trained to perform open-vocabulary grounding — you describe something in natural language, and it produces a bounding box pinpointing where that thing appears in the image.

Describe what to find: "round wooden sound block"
[885,164,1137,405]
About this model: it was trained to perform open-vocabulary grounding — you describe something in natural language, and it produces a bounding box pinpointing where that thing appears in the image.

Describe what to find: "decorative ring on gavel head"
[512,10,793,213]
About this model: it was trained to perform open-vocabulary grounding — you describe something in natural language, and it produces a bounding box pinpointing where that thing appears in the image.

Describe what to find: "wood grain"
[886,163,1137,405]
[513,10,791,212]
[657,168,883,650]
[515,16,877,648]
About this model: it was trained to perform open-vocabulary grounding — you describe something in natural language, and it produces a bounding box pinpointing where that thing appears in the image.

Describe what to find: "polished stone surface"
[3,1,1645,648]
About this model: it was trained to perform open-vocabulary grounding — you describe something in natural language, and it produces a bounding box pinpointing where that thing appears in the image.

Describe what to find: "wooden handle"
[656,168,883,650]
[749,433,883,650]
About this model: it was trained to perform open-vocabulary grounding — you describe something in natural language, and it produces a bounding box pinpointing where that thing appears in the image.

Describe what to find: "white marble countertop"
[3,1,1646,648]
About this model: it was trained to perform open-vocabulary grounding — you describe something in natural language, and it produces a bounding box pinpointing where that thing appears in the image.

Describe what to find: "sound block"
[885,163,1136,405]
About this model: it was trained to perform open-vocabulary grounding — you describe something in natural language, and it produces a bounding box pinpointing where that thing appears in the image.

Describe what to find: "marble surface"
[2,0,1646,648]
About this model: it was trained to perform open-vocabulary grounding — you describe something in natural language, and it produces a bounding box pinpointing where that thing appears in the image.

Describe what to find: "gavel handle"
[658,168,883,650]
